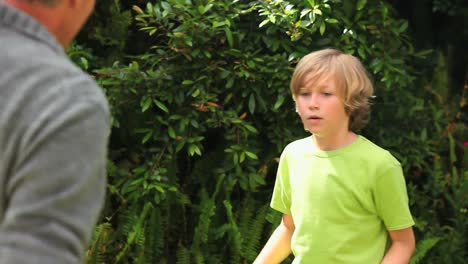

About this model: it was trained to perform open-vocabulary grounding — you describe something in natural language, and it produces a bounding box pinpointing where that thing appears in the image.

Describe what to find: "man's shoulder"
[0,45,109,138]
[2,43,107,109]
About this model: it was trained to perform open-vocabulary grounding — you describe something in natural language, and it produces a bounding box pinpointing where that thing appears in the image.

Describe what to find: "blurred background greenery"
[68,0,467,263]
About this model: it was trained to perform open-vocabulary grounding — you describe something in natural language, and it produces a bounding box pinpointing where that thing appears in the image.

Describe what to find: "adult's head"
[290,48,374,132]
[4,0,95,48]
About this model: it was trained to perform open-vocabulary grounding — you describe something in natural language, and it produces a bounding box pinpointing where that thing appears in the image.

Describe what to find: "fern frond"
[176,244,191,264]
[85,222,112,264]
[242,203,268,261]
[192,189,216,247]
[238,196,254,239]
[409,237,441,264]
[116,202,152,263]
[223,200,242,264]
[144,207,165,262]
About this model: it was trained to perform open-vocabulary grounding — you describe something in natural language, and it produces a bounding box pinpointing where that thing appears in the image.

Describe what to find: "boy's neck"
[312,132,358,151]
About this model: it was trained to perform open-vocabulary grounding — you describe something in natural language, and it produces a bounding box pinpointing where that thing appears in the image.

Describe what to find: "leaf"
[320,21,326,35]
[142,131,153,143]
[212,21,226,28]
[188,144,196,156]
[141,97,152,112]
[273,96,285,110]
[300,8,311,18]
[259,19,269,28]
[198,5,204,14]
[146,2,153,13]
[414,49,433,58]
[184,37,193,47]
[176,140,185,152]
[420,128,427,141]
[154,99,169,113]
[248,94,256,114]
[203,4,213,14]
[226,78,234,89]
[190,119,199,128]
[161,1,171,11]
[132,5,144,14]
[224,28,234,48]
[168,127,176,139]
[399,21,408,32]
[245,151,258,160]
[233,152,238,164]
[244,125,258,134]
[356,0,367,11]
[191,89,200,97]
[130,61,139,70]
[239,152,245,163]
[358,47,366,59]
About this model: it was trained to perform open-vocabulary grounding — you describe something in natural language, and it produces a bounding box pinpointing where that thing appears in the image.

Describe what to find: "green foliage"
[410,237,441,264]
[73,0,467,263]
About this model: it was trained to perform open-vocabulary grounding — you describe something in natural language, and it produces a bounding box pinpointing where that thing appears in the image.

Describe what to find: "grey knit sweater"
[0,3,110,263]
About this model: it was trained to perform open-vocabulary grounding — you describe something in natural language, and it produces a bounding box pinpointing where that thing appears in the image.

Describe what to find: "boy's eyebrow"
[299,84,331,90]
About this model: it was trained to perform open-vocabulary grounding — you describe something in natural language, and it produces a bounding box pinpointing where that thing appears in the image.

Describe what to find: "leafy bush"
[72,0,466,263]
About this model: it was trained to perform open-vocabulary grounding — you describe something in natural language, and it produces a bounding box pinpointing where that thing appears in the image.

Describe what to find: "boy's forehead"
[301,72,334,88]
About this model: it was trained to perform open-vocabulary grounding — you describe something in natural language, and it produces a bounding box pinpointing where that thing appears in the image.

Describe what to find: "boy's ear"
[295,105,300,115]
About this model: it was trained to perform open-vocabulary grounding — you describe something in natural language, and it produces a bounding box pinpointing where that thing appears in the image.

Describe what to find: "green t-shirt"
[271,136,414,264]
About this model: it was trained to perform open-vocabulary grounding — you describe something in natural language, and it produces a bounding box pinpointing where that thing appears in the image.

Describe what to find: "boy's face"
[295,74,350,139]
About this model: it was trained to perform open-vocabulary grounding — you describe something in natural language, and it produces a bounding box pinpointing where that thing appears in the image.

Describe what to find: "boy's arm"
[254,214,295,264]
[381,227,415,264]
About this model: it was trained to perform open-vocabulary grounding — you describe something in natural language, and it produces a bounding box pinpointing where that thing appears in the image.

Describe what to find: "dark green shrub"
[72,0,466,263]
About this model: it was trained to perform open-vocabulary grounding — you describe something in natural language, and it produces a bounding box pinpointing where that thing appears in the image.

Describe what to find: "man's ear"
[67,0,77,8]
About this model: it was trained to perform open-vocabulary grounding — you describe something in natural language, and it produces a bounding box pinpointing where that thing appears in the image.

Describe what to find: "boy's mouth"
[308,115,322,120]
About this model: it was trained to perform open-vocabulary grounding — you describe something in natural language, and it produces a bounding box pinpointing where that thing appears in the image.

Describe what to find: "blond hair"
[290,48,374,132]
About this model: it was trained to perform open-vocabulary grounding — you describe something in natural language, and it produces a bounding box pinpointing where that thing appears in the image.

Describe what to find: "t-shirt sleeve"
[270,149,292,215]
[374,163,415,231]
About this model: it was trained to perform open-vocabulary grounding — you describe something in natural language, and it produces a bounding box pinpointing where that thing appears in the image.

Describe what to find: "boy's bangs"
[299,64,333,89]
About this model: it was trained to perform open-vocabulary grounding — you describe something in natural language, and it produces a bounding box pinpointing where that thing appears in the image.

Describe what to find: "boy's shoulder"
[283,136,313,154]
[282,135,400,166]
[355,136,401,167]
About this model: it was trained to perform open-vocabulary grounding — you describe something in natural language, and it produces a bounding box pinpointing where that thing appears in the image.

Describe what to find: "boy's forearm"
[381,227,415,264]
[253,224,293,264]
[381,241,415,264]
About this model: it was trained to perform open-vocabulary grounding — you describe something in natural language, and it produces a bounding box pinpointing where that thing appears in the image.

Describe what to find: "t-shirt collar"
[0,2,64,55]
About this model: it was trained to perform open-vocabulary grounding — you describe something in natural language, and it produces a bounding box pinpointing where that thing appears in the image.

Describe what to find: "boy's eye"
[322,92,332,96]
[299,92,310,97]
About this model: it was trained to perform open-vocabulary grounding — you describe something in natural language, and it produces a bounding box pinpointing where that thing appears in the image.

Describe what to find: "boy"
[254,49,415,263]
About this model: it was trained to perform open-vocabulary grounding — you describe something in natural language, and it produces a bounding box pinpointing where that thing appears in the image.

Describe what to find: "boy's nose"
[308,94,319,109]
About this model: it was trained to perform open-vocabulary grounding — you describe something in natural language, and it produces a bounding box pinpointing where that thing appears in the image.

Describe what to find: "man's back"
[0,3,110,263]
